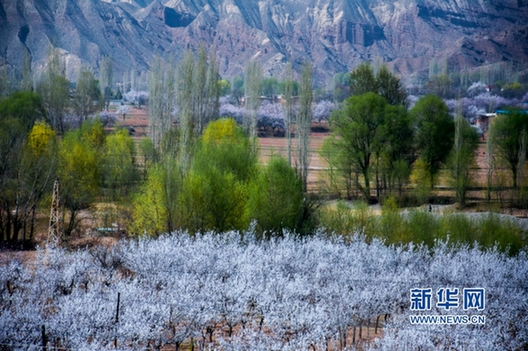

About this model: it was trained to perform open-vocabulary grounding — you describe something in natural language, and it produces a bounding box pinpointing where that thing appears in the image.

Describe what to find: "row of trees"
[0,46,115,134]
[132,118,312,237]
[0,89,136,243]
[323,62,528,208]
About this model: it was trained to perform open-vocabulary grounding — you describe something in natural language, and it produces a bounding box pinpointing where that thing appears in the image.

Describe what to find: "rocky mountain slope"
[1,0,527,84]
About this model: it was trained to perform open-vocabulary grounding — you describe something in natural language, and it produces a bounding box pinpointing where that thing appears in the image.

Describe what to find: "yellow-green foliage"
[202,118,241,146]
[103,128,137,197]
[410,158,432,204]
[131,164,169,236]
[26,121,57,157]
[79,118,105,150]
[131,118,255,236]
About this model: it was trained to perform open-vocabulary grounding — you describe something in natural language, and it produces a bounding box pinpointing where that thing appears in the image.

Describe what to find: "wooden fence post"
[115,292,120,348]
[42,325,47,351]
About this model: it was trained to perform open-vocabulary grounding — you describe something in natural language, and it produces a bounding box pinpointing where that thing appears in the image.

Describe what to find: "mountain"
[1,0,527,84]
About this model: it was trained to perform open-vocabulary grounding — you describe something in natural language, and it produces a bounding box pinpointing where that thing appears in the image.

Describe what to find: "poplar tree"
[99,55,113,110]
[73,68,102,124]
[148,56,177,148]
[36,46,70,134]
[177,51,195,174]
[244,60,262,152]
[18,49,33,92]
[448,115,479,208]
[282,62,295,165]
[297,63,313,192]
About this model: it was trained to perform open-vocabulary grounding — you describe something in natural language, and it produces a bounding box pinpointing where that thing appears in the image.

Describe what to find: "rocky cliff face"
[1,0,527,84]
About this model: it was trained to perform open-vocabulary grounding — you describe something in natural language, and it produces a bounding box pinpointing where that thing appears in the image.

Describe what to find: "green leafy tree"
[411,95,454,186]
[262,77,279,99]
[179,119,255,233]
[379,104,415,196]
[131,163,174,236]
[376,65,408,107]
[490,110,528,189]
[103,129,138,199]
[325,93,387,200]
[58,119,104,235]
[246,156,304,237]
[0,91,45,131]
[0,93,52,243]
[349,63,378,96]
[231,76,244,105]
[218,79,231,96]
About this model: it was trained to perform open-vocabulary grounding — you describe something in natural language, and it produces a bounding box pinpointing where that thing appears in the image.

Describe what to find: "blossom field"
[1,232,527,350]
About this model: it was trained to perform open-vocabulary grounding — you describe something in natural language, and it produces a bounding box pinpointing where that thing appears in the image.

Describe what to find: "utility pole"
[48,179,63,244]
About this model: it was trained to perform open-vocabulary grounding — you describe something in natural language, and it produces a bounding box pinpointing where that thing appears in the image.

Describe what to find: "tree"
[218,79,231,96]
[326,93,388,200]
[297,63,313,192]
[176,47,220,174]
[447,116,479,208]
[349,62,408,108]
[36,46,70,134]
[262,77,279,99]
[244,60,262,152]
[0,119,57,243]
[425,74,453,99]
[411,95,455,186]
[18,49,33,92]
[376,65,408,107]
[282,62,295,165]
[117,104,130,121]
[0,93,51,243]
[230,76,244,105]
[148,56,177,148]
[0,91,45,131]
[246,156,304,237]
[72,68,103,124]
[378,104,415,197]
[103,129,137,199]
[490,110,528,189]
[349,62,378,96]
[179,119,255,233]
[58,119,104,235]
[99,55,113,110]
[131,163,174,236]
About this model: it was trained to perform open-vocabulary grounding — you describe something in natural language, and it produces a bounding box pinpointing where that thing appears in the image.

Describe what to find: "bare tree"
[99,55,113,110]
[73,67,102,124]
[244,60,262,153]
[177,51,195,174]
[282,62,295,165]
[297,63,313,192]
[18,49,33,92]
[36,45,70,134]
[177,47,220,173]
[148,56,177,148]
